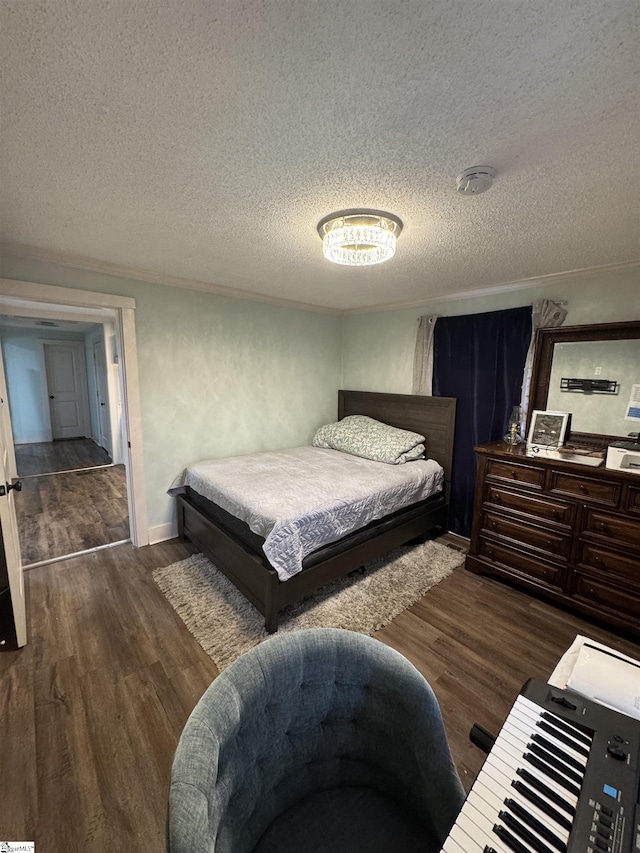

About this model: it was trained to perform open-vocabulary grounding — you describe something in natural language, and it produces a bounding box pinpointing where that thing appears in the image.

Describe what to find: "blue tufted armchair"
[168,628,465,853]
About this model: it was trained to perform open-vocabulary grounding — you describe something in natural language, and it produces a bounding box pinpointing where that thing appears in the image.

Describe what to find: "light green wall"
[0,254,342,530]
[341,268,640,393]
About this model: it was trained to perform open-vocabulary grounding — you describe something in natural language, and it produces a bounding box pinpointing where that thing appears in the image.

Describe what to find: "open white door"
[92,338,112,455]
[0,346,26,647]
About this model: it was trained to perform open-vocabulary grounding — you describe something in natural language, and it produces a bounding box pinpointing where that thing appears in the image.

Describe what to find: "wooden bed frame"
[176,390,456,632]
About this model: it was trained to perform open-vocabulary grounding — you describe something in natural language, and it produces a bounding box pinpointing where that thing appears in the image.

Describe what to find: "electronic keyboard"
[441,678,640,853]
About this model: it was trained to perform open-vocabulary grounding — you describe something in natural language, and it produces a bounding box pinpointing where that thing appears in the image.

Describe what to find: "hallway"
[15,440,129,565]
[16,437,112,476]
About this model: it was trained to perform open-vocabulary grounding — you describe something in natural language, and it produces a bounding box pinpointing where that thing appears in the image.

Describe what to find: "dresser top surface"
[474,441,640,484]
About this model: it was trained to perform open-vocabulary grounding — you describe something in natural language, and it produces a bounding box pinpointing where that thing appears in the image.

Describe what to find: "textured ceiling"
[1,0,639,311]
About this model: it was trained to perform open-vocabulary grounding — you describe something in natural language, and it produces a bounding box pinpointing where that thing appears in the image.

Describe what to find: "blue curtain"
[433,307,532,537]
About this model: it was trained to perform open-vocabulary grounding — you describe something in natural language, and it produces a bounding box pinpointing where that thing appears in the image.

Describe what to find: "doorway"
[1,314,130,565]
[0,279,148,543]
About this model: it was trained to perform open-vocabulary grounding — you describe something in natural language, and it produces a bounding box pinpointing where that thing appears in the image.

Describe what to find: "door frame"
[0,278,148,547]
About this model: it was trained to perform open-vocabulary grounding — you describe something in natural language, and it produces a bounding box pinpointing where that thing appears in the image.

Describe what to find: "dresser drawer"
[549,471,620,506]
[484,484,574,527]
[625,483,640,516]
[482,511,571,560]
[477,538,565,590]
[573,573,640,624]
[485,459,545,489]
[578,543,640,589]
[583,508,640,549]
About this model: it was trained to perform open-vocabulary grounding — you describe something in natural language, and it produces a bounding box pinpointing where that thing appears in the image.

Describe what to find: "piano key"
[487,739,579,808]
[529,731,587,771]
[523,753,581,797]
[508,706,589,766]
[446,821,513,853]
[525,741,584,784]
[515,768,575,817]
[536,719,591,759]
[493,822,534,853]
[458,802,524,853]
[511,779,573,833]
[459,787,562,853]
[517,699,592,754]
[498,810,555,853]
[494,764,575,833]
[471,776,570,845]
[447,809,515,853]
[440,829,467,853]
[499,713,587,774]
[503,799,567,852]
[539,711,591,748]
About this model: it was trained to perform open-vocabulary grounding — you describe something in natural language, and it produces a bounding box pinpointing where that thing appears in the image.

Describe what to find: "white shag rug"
[153,541,465,670]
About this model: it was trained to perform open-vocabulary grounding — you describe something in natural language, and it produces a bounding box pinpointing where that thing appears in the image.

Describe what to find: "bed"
[173,390,456,632]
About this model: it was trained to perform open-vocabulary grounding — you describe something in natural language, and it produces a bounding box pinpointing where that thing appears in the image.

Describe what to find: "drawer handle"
[510,470,518,479]
[598,521,609,532]
[489,520,497,530]
[491,492,501,503]
[579,484,587,492]
[486,548,495,560]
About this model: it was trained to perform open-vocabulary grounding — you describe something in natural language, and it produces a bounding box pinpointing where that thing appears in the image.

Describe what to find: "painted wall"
[341,268,640,394]
[0,254,343,533]
[0,326,87,443]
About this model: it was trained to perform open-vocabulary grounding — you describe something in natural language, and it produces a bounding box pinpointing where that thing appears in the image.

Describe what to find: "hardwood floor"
[1,538,639,850]
[16,439,112,477]
[16,465,129,565]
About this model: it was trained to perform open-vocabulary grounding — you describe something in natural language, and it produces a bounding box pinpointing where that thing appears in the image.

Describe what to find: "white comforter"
[170,446,443,581]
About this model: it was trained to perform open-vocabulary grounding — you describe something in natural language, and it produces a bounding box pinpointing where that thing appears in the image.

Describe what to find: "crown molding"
[342,259,640,314]
[2,242,638,316]
[0,243,341,315]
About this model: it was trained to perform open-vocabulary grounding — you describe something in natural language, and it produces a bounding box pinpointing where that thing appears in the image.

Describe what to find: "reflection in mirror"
[546,339,640,437]
[529,321,640,447]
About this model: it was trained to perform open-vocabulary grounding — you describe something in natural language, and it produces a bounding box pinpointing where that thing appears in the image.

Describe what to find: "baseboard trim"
[148,521,178,545]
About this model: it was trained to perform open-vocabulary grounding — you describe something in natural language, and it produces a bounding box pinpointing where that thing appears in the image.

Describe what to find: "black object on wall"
[433,306,532,537]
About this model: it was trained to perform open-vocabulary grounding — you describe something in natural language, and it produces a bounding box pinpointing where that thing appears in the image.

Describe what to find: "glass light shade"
[318,211,402,266]
[504,405,524,445]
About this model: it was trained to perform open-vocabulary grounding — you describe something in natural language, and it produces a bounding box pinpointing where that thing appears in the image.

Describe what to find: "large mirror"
[527,321,640,448]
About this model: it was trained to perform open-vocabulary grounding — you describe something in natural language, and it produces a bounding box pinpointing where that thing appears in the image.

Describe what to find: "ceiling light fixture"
[317,209,403,266]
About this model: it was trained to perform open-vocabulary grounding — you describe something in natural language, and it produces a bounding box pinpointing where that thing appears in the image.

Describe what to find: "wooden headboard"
[338,390,456,484]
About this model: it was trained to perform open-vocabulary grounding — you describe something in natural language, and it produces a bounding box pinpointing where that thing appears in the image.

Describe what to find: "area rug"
[153,541,465,670]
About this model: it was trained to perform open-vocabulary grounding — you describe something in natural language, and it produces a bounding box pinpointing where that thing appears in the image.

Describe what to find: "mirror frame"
[527,320,640,449]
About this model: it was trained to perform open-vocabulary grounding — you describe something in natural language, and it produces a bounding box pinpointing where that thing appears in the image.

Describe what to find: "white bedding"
[170,446,444,581]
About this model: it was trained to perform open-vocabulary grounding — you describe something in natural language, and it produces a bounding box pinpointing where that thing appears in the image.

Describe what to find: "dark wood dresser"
[466,441,640,638]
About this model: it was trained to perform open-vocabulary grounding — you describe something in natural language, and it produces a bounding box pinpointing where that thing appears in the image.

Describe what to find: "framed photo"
[527,410,570,448]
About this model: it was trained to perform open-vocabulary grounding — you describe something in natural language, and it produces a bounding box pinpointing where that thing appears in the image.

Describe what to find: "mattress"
[170,446,444,581]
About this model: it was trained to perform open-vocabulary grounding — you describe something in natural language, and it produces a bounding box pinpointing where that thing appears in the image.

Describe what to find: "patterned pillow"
[313,415,426,464]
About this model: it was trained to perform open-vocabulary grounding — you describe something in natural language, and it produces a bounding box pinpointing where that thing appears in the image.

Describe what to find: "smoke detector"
[456,166,496,195]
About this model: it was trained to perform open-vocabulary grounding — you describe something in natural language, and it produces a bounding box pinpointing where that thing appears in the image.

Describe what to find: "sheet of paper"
[549,634,640,720]
[566,643,640,719]
[624,382,640,422]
